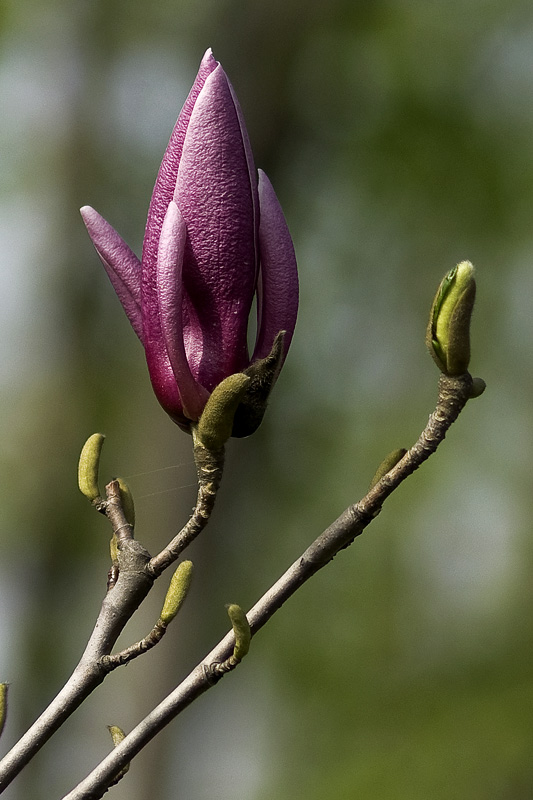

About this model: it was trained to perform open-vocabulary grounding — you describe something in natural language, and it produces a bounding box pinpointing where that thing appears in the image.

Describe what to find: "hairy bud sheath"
[78,433,105,503]
[226,604,251,661]
[427,261,476,376]
[160,561,194,625]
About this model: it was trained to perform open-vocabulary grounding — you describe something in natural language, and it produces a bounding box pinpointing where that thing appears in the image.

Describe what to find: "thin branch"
[147,436,224,577]
[99,620,168,672]
[0,443,224,794]
[62,372,474,800]
[0,481,153,793]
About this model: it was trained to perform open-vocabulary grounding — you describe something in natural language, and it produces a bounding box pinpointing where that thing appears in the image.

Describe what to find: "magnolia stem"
[99,620,168,672]
[148,438,225,577]
[61,372,474,800]
[0,448,224,794]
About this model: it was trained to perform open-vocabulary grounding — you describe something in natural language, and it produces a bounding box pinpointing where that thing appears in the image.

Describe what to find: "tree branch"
[0,444,223,793]
[62,372,474,800]
[147,436,224,577]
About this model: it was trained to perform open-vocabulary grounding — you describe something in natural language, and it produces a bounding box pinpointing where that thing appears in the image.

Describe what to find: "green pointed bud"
[109,535,119,564]
[232,331,286,438]
[427,261,476,376]
[107,724,126,747]
[226,603,251,661]
[469,376,486,398]
[370,448,407,489]
[160,560,194,625]
[0,683,8,737]
[78,433,105,503]
[107,725,130,782]
[116,477,135,527]
[196,374,251,450]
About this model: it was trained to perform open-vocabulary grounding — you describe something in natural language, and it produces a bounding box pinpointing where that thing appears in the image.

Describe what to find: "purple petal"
[252,170,298,362]
[80,205,143,340]
[142,221,183,421]
[175,64,258,390]
[156,202,210,421]
[142,49,218,276]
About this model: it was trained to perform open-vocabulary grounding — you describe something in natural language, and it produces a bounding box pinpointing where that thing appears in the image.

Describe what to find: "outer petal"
[142,206,183,422]
[80,205,143,340]
[142,49,218,276]
[175,64,258,391]
[156,201,210,421]
[252,170,298,362]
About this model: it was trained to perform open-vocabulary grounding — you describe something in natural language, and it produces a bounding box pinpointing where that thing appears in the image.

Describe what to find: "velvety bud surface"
[81,49,298,431]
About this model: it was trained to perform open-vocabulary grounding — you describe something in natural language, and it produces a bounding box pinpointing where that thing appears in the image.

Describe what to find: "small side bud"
[196,374,251,450]
[107,725,126,748]
[116,477,135,527]
[160,561,194,625]
[78,433,105,503]
[0,683,8,737]
[232,331,286,438]
[226,603,251,662]
[107,725,130,784]
[426,262,476,376]
[469,376,486,398]
[109,535,119,563]
[369,448,407,489]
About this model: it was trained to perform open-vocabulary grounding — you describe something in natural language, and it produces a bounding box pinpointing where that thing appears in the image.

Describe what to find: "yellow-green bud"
[226,603,251,662]
[107,725,130,781]
[427,261,476,376]
[232,331,286,438]
[369,448,407,489]
[109,535,119,564]
[160,561,194,625]
[196,374,251,450]
[78,433,105,502]
[107,725,126,747]
[0,683,8,737]
[116,477,135,527]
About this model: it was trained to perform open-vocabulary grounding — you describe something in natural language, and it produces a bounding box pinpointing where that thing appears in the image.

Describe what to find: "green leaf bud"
[116,477,135,527]
[107,725,130,782]
[78,433,105,502]
[196,374,251,450]
[232,331,286,438]
[109,535,119,564]
[226,603,251,662]
[160,560,194,625]
[369,448,407,489]
[107,724,126,747]
[427,261,476,375]
[0,683,8,737]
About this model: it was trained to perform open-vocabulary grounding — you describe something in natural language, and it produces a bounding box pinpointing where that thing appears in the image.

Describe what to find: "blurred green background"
[1,0,533,798]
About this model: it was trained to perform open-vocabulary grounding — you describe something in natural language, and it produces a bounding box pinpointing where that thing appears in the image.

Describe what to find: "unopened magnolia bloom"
[81,49,298,430]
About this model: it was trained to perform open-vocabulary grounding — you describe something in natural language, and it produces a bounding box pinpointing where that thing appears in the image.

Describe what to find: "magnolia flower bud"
[81,49,298,435]
[426,261,476,376]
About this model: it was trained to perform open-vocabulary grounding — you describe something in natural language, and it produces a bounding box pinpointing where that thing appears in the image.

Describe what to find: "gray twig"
[61,373,474,800]
[0,446,223,793]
